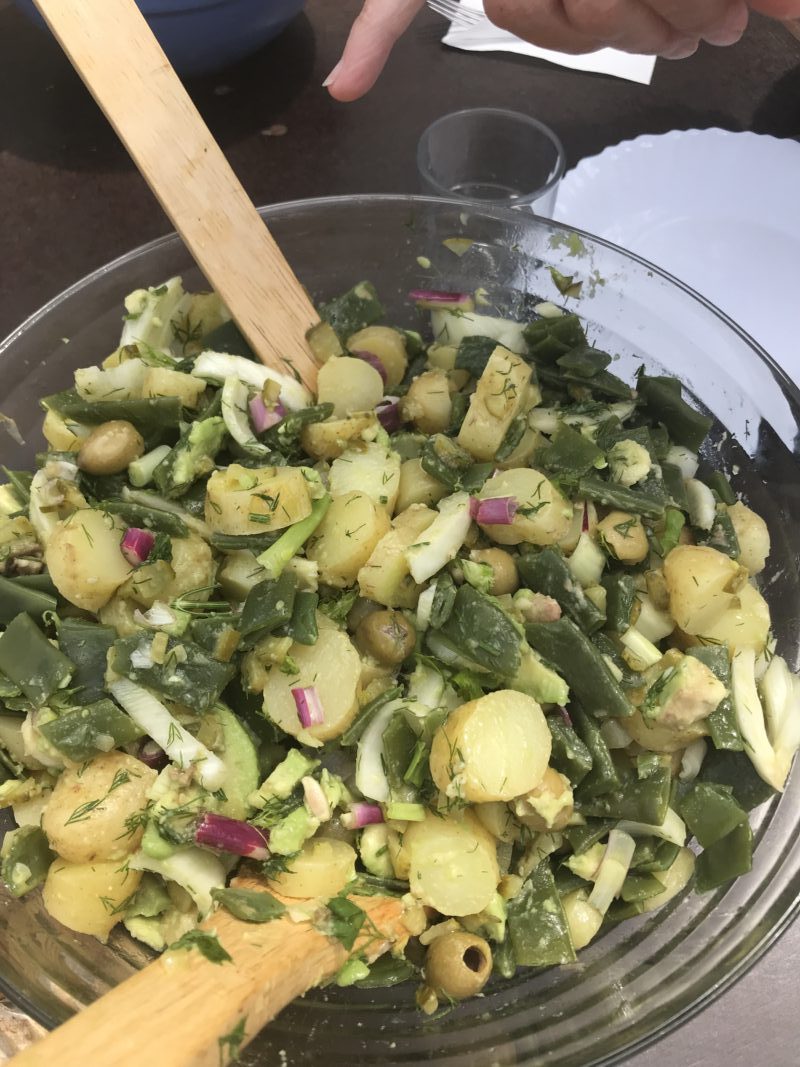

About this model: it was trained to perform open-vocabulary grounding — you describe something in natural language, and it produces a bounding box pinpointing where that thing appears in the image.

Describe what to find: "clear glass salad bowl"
[2,194,800,1067]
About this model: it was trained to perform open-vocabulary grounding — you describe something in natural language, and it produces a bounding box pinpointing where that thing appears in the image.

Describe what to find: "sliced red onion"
[469,496,480,519]
[376,397,402,432]
[121,527,155,566]
[136,739,168,770]
[249,395,286,434]
[557,706,573,728]
[408,289,472,310]
[341,803,384,830]
[352,350,387,384]
[475,496,517,525]
[292,686,325,728]
[194,813,270,860]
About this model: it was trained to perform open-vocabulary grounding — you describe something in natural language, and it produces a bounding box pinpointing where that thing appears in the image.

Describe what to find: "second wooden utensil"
[32,0,320,391]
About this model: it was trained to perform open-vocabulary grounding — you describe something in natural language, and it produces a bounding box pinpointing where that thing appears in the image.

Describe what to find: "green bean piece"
[111,634,235,713]
[591,633,644,690]
[687,645,742,751]
[695,820,753,892]
[240,572,297,640]
[446,392,470,436]
[39,698,144,762]
[201,319,256,360]
[636,839,681,874]
[153,416,226,499]
[571,705,621,799]
[99,500,188,537]
[608,424,658,462]
[491,938,517,979]
[210,531,281,553]
[579,762,671,825]
[382,712,418,804]
[679,782,748,849]
[629,836,658,868]
[126,874,172,918]
[58,619,117,703]
[319,281,384,340]
[10,573,58,596]
[420,434,493,493]
[507,860,576,966]
[553,867,590,897]
[317,586,359,625]
[190,615,242,661]
[577,474,666,519]
[1,468,33,506]
[42,391,181,443]
[0,575,56,626]
[654,506,686,558]
[0,614,73,705]
[637,373,714,452]
[495,414,527,462]
[602,573,637,633]
[284,590,319,646]
[437,585,521,678]
[546,715,593,787]
[340,685,403,747]
[562,818,615,855]
[353,956,419,989]
[537,422,604,477]
[429,572,457,629]
[620,871,666,903]
[1,826,55,898]
[695,504,740,559]
[698,747,776,810]
[535,362,633,402]
[660,464,689,510]
[261,405,335,456]
[210,886,286,923]
[518,548,605,634]
[523,314,587,363]
[700,469,737,506]
[526,618,632,718]
[454,335,501,378]
[390,432,426,461]
[556,346,612,379]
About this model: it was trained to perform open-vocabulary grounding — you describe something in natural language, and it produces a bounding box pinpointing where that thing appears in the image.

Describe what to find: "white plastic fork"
[426,0,485,28]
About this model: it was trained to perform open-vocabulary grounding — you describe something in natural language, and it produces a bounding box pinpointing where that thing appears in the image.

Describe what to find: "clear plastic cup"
[417,107,566,217]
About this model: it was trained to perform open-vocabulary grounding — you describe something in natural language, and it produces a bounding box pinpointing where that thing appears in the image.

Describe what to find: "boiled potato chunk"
[698,581,770,652]
[402,370,452,435]
[596,510,649,565]
[404,812,499,916]
[457,347,532,461]
[478,468,572,546]
[727,501,770,575]
[396,459,448,511]
[329,442,401,513]
[45,509,131,613]
[43,859,142,940]
[317,357,384,417]
[266,838,356,899]
[42,752,156,864]
[42,409,90,452]
[664,544,746,635]
[357,505,436,608]
[205,464,311,535]
[347,325,408,389]
[625,709,706,753]
[301,412,380,461]
[141,366,206,408]
[430,691,551,803]
[306,491,391,587]
[262,618,361,745]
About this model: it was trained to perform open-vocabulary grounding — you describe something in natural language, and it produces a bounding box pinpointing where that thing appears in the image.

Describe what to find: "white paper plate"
[555,129,800,380]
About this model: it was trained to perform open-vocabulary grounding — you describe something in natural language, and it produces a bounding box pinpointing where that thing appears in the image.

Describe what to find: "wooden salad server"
[10,877,408,1066]
[31,0,320,390]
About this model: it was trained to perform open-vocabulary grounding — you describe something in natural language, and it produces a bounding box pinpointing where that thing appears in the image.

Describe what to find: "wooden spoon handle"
[32,0,320,389]
[9,892,406,1067]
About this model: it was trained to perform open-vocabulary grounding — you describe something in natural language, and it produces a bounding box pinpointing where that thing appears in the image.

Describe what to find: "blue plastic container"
[14,0,306,77]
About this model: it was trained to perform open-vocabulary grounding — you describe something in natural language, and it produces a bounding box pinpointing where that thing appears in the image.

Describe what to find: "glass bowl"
[2,195,800,1067]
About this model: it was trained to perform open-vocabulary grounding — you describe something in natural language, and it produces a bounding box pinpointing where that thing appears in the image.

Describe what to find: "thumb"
[325,0,424,102]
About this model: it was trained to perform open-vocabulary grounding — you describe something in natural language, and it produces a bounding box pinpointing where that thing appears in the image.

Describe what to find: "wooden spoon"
[31,0,320,391]
[9,878,408,1067]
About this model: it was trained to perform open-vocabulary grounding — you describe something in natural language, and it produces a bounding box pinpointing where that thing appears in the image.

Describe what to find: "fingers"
[749,0,800,15]
[485,0,597,53]
[562,0,678,51]
[645,0,748,44]
[324,0,424,102]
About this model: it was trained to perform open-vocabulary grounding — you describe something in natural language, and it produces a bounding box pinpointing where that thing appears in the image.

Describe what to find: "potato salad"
[1,276,799,1010]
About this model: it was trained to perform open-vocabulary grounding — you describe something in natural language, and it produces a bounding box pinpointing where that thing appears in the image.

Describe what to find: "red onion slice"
[121,527,155,566]
[376,397,402,433]
[249,395,286,434]
[292,686,325,728]
[474,496,517,525]
[341,803,384,830]
[194,813,270,860]
[351,350,387,384]
[136,739,168,770]
[408,289,472,310]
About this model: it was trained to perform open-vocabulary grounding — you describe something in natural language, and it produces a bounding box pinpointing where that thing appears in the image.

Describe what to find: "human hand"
[325,0,800,101]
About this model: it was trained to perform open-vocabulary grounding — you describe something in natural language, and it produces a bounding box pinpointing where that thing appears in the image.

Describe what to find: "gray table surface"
[1,0,799,1062]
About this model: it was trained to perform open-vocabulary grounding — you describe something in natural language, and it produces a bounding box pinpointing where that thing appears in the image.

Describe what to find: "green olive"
[355,609,416,666]
[470,548,519,596]
[77,420,144,475]
[424,931,492,1000]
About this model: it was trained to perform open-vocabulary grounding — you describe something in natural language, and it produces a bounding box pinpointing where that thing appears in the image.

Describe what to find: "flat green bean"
[0,613,73,705]
[518,548,605,634]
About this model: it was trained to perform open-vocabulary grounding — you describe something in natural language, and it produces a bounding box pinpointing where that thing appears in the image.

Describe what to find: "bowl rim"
[2,192,800,1063]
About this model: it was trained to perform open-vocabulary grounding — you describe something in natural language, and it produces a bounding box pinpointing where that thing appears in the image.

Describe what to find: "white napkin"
[442,0,657,86]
